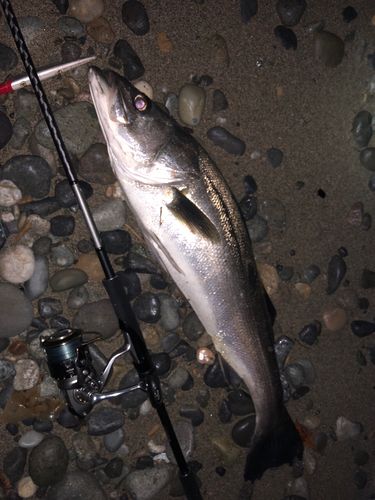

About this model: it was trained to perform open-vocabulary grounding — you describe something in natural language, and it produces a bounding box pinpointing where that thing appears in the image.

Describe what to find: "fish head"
[88,67,198,185]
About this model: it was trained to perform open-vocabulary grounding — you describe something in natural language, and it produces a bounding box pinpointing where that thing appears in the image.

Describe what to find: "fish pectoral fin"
[165,187,221,244]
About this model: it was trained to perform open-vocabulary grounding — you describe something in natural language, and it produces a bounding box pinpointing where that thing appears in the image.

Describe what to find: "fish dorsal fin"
[165,187,221,243]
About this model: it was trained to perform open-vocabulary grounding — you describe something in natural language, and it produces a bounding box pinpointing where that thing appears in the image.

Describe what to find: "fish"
[88,66,303,482]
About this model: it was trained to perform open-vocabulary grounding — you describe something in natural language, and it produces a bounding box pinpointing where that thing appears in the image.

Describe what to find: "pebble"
[123,252,157,274]
[211,436,240,467]
[39,375,59,398]
[298,323,318,345]
[266,147,283,167]
[360,268,375,288]
[8,340,27,356]
[136,455,154,470]
[240,0,258,23]
[178,84,206,126]
[279,265,294,281]
[361,212,371,231]
[0,180,22,207]
[326,255,346,294]
[51,245,75,267]
[166,420,194,464]
[38,297,63,318]
[100,230,131,254]
[352,110,372,147]
[0,111,12,150]
[295,358,315,384]
[161,332,180,352]
[122,0,150,36]
[88,407,125,436]
[259,198,286,228]
[359,148,375,171]
[343,6,357,23]
[356,349,367,365]
[246,214,268,242]
[46,470,106,500]
[119,369,148,409]
[219,399,232,423]
[212,89,228,113]
[354,469,367,490]
[118,271,142,300]
[203,354,228,388]
[179,404,204,426]
[156,293,179,331]
[313,31,345,67]
[50,214,75,236]
[158,31,174,53]
[12,16,45,44]
[19,197,61,217]
[0,338,10,354]
[34,102,99,155]
[284,363,305,388]
[104,457,124,478]
[29,435,69,487]
[0,283,34,338]
[322,307,347,331]
[231,415,256,447]
[133,292,161,323]
[303,264,320,283]
[78,143,116,184]
[239,195,257,221]
[0,42,18,71]
[150,273,168,290]
[58,16,84,35]
[276,0,306,27]
[354,450,369,466]
[0,359,16,381]
[19,430,45,448]
[303,415,320,430]
[290,476,310,499]
[69,0,104,23]
[134,80,153,99]
[228,389,255,415]
[77,239,94,253]
[197,347,215,365]
[274,25,297,50]
[14,90,39,121]
[182,311,204,340]
[18,476,37,498]
[86,17,114,45]
[72,299,119,340]
[125,467,174,500]
[274,335,294,368]
[1,155,52,198]
[75,253,105,281]
[9,117,31,150]
[57,407,80,428]
[55,179,93,208]
[164,92,178,118]
[351,320,375,337]
[50,268,88,291]
[257,263,279,297]
[335,416,362,441]
[0,244,34,283]
[348,201,363,227]
[368,173,375,192]
[93,199,127,231]
[206,126,246,155]
[203,34,230,69]
[13,359,39,391]
[103,427,125,453]
[292,386,310,399]
[114,39,145,80]
[3,447,27,483]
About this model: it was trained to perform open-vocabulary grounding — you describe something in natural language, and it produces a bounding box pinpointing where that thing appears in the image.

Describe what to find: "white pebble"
[148,440,166,455]
[116,443,130,458]
[19,430,45,448]
[134,80,153,100]
[27,214,50,236]
[0,180,22,207]
[290,476,310,500]
[13,359,40,391]
[69,0,104,23]
[303,447,318,475]
[178,84,206,127]
[250,150,261,160]
[18,477,37,498]
[153,452,170,463]
[0,244,35,283]
[216,117,227,124]
[1,211,14,222]
[335,416,363,441]
[140,398,152,416]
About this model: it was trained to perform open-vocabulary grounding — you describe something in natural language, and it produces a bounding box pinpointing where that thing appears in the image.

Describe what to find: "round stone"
[19,430,45,448]
[103,427,125,453]
[359,148,375,172]
[72,299,119,340]
[1,155,52,198]
[88,407,125,436]
[314,31,345,67]
[86,16,114,46]
[50,268,88,291]
[246,215,268,242]
[78,143,116,184]
[50,215,75,236]
[183,311,204,340]
[0,283,34,338]
[231,415,256,447]
[322,307,347,331]
[158,293,180,331]
[178,84,206,126]
[57,16,84,35]
[18,476,37,498]
[0,180,22,207]
[122,0,150,36]
[29,435,69,487]
[206,126,246,155]
[93,199,127,231]
[13,359,39,391]
[0,245,35,283]
[47,471,106,500]
[69,0,104,23]
[134,292,161,323]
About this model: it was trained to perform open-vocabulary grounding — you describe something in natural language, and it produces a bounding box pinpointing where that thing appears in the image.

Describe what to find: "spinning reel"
[40,328,145,417]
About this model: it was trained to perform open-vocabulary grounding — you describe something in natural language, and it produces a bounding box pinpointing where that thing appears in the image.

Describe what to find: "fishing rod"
[0,1,203,498]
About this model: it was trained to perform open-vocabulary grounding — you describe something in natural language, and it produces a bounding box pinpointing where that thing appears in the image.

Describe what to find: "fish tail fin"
[244,410,303,482]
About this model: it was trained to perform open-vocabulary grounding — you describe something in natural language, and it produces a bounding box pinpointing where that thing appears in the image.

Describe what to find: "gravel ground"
[0,1,374,499]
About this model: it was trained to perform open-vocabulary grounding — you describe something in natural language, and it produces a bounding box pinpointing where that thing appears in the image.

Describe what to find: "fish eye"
[134,95,148,112]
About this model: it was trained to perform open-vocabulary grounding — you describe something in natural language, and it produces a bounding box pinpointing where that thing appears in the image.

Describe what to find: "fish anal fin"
[165,187,221,244]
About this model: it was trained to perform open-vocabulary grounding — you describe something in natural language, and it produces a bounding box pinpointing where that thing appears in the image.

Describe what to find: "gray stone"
[259,198,286,228]
[47,471,106,500]
[246,215,268,242]
[183,311,205,341]
[18,430,45,448]
[51,244,75,267]
[57,16,84,36]
[67,285,89,309]
[9,16,45,44]
[103,427,125,453]
[14,90,39,121]
[0,284,34,338]
[274,335,294,369]
[3,447,27,484]
[168,367,190,389]
[72,299,119,340]
[158,293,180,331]
[295,358,315,384]
[50,268,88,291]
[1,155,52,199]
[28,133,58,177]
[88,407,125,436]
[9,117,31,150]
[34,102,100,155]
[24,255,49,301]
[93,198,127,231]
[125,467,174,500]
[314,31,345,67]
[283,363,305,388]
[29,435,69,486]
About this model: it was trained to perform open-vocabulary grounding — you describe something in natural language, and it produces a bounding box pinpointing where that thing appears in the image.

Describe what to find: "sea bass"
[88,67,303,481]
